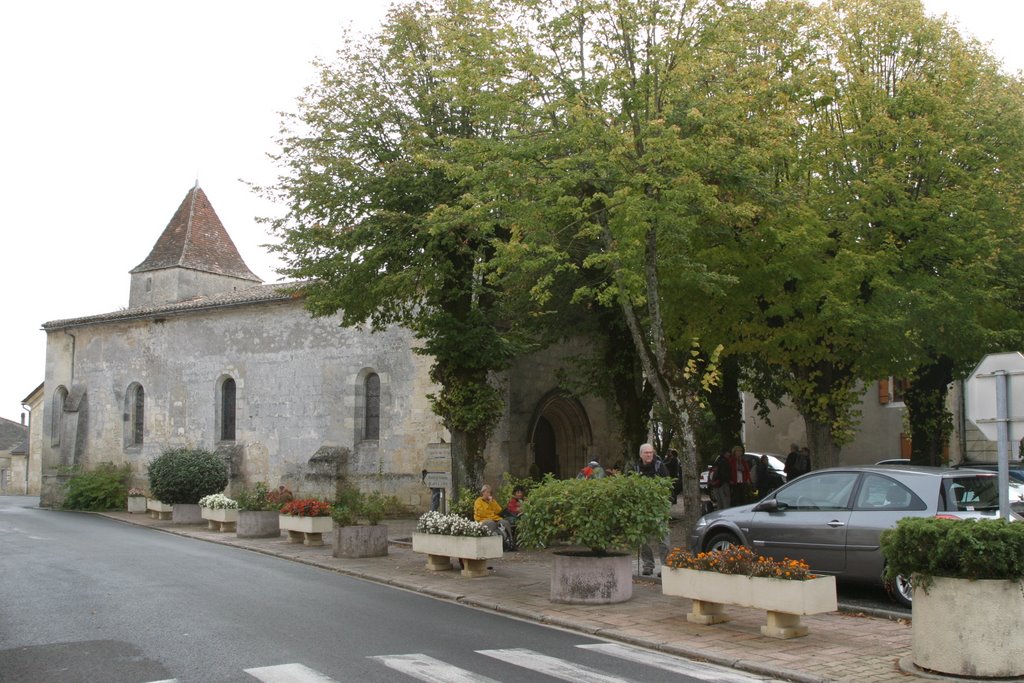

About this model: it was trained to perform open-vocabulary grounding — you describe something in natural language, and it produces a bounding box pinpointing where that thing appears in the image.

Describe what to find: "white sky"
[1,0,1022,423]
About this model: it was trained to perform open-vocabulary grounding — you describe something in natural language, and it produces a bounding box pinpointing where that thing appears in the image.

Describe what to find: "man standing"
[785,444,812,482]
[634,443,671,576]
[726,446,753,507]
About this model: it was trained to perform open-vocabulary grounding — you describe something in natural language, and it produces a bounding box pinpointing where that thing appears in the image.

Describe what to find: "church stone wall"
[41,298,447,505]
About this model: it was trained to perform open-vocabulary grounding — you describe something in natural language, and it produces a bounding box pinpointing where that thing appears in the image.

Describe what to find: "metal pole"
[995,370,1010,519]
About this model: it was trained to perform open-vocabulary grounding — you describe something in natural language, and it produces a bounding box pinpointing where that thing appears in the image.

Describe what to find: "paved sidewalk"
[100,511,922,683]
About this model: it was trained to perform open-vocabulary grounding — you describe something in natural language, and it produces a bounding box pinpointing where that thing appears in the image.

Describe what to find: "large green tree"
[265,1,535,493]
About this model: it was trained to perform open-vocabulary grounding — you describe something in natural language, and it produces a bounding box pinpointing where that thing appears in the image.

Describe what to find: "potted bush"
[235,482,288,538]
[331,489,389,559]
[661,545,837,638]
[198,493,239,532]
[147,448,228,524]
[412,510,501,577]
[881,517,1024,678]
[127,487,147,514]
[516,474,671,603]
[279,498,333,546]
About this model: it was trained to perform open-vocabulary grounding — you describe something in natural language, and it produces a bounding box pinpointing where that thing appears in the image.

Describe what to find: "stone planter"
[279,514,333,546]
[411,532,502,577]
[550,551,632,604]
[237,510,281,539]
[662,567,837,638]
[201,506,239,532]
[333,524,388,558]
[172,503,202,524]
[127,496,147,514]
[146,500,173,520]
[911,576,1024,678]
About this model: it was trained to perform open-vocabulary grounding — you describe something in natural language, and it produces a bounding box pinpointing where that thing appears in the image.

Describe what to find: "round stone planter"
[911,576,1024,678]
[333,524,388,558]
[172,503,202,524]
[236,510,281,539]
[550,551,632,604]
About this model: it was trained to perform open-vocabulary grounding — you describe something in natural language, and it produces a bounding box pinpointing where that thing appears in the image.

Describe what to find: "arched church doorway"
[528,392,593,479]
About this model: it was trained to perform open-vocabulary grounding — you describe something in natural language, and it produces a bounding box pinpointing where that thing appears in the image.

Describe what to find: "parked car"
[689,465,1021,607]
[953,461,1024,484]
[698,452,786,495]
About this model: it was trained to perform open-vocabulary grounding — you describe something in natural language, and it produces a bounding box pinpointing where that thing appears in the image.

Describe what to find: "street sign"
[965,352,1024,442]
[425,443,452,471]
[423,472,452,489]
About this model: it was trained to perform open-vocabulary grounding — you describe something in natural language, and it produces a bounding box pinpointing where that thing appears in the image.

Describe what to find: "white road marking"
[578,642,783,682]
[370,653,500,683]
[244,663,339,682]
[477,648,631,683]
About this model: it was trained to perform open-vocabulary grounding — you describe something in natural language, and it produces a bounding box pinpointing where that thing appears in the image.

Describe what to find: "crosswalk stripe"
[577,643,780,682]
[477,648,631,683]
[244,663,339,683]
[370,654,501,683]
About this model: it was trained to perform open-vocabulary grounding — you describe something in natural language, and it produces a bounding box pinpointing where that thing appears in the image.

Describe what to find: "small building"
[0,415,30,494]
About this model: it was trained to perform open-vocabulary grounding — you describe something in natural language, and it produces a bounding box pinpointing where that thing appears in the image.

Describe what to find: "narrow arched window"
[364,373,380,440]
[51,386,68,446]
[220,378,236,442]
[124,383,144,448]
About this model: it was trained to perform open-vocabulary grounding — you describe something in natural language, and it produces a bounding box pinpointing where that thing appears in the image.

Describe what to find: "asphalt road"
[0,497,785,683]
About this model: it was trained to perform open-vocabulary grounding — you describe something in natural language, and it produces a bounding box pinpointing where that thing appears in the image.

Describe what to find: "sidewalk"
[99,511,921,683]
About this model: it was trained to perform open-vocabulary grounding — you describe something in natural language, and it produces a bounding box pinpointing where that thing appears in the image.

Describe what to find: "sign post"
[965,352,1024,518]
[423,443,453,513]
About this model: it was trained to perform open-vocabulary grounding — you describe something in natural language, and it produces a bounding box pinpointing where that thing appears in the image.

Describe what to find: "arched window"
[50,386,68,446]
[364,373,380,440]
[220,377,236,442]
[124,383,144,448]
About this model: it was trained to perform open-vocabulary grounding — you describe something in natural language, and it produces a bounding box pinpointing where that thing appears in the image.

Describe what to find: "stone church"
[39,186,621,507]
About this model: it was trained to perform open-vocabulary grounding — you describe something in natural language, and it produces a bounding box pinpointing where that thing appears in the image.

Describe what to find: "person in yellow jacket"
[474,484,513,548]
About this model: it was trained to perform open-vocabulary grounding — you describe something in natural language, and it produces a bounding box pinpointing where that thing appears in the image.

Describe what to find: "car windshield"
[944,475,1002,511]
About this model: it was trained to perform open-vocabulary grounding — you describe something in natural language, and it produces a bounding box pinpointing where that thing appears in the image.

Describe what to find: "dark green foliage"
[881,517,1024,590]
[516,474,672,555]
[147,448,228,505]
[61,463,132,511]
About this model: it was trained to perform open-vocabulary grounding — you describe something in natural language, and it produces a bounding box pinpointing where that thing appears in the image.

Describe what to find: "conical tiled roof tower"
[129,185,262,307]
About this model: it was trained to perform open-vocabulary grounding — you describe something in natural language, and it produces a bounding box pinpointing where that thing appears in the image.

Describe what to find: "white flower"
[198,493,239,510]
[416,511,493,537]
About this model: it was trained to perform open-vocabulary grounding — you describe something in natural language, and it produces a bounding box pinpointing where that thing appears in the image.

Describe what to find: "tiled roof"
[42,283,303,330]
[0,417,28,451]
[130,185,261,282]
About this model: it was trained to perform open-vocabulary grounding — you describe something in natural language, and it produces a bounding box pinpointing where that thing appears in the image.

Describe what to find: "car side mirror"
[753,498,784,512]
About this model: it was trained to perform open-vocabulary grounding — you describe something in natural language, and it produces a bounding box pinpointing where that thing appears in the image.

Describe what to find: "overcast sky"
[1,1,1022,423]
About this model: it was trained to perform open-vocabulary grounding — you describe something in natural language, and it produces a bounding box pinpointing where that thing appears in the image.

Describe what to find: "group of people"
[707,442,813,511]
[472,483,524,550]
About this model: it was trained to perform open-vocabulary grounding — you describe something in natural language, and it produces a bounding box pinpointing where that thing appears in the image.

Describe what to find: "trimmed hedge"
[147,448,228,505]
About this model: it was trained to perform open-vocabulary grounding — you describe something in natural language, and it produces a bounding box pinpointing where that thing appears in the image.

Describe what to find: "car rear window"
[943,475,1002,511]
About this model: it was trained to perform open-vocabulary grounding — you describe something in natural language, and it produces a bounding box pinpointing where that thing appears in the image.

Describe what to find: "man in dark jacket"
[635,443,671,576]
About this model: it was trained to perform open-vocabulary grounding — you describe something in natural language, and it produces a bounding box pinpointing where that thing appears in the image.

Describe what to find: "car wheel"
[704,531,740,552]
[886,572,913,607]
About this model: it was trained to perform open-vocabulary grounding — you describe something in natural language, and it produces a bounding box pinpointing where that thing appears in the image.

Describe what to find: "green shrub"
[450,486,477,519]
[62,463,132,510]
[495,472,536,507]
[379,494,410,518]
[147,448,228,505]
[516,474,672,555]
[361,491,386,525]
[881,516,1024,590]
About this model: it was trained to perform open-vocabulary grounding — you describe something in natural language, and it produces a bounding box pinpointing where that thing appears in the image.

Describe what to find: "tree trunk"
[803,415,841,470]
[905,356,954,466]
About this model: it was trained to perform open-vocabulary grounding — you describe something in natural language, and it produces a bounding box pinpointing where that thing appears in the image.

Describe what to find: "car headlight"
[694,517,708,530]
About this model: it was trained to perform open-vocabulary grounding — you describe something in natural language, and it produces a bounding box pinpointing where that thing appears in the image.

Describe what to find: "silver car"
[689,465,1018,607]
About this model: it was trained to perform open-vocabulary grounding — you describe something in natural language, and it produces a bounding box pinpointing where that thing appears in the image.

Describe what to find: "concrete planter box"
[146,500,173,520]
[911,576,1024,678]
[127,496,147,514]
[236,510,281,539]
[279,514,333,546]
[172,503,202,524]
[550,551,632,604]
[333,524,388,558]
[201,507,239,532]
[411,532,502,577]
[662,567,837,638]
